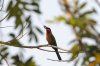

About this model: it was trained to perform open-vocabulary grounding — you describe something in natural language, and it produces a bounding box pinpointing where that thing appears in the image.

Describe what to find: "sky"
[0,0,75,66]
[0,0,100,66]
[34,0,76,65]
[26,0,100,66]
[32,0,76,66]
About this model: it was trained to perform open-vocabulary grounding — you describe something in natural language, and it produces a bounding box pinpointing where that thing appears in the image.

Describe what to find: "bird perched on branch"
[44,26,62,60]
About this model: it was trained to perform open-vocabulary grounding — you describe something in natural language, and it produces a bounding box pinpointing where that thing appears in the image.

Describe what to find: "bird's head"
[44,26,51,34]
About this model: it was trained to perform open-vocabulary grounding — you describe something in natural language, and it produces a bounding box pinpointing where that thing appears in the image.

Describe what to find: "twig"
[0,53,9,66]
[19,44,49,48]
[47,58,69,62]
[0,12,9,22]
[17,44,69,52]
[95,0,100,7]
[37,47,69,53]
[4,44,70,53]
[0,0,4,11]
[0,26,14,28]
[17,32,28,40]
[0,40,70,53]
[48,45,68,51]
[17,22,29,40]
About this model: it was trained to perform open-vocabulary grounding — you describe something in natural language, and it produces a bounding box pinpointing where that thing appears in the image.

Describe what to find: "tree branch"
[0,41,70,53]
[47,58,69,62]
[37,47,68,53]
[0,26,14,28]
[14,44,70,53]
[0,12,9,22]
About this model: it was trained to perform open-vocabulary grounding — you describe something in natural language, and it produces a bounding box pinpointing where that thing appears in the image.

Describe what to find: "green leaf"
[75,0,79,6]
[0,47,8,52]
[33,32,38,43]
[47,16,68,23]
[12,55,24,66]
[31,2,39,6]
[67,44,80,61]
[70,17,77,26]
[7,2,19,20]
[87,45,98,52]
[79,9,96,17]
[25,57,36,66]
[9,33,15,38]
[28,29,38,43]
[33,9,41,14]
[82,54,91,65]
[88,19,96,25]
[55,16,67,22]
[67,53,78,62]
[24,6,31,11]
[15,16,22,28]
[79,3,87,9]
[0,52,9,66]
[8,34,22,47]
[26,16,31,22]
[35,27,43,34]
[1,53,9,60]
[21,1,29,5]
[6,1,13,11]
[68,39,77,45]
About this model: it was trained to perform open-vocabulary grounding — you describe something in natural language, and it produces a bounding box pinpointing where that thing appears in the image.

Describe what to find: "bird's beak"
[44,25,47,29]
[44,25,50,30]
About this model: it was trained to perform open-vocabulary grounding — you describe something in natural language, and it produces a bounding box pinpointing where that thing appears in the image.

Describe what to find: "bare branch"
[17,44,69,52]
[0,40,70,53]
[19,44,49,48]
[4,44,70,53]
[0,12,9,22]
[37,47,68,53]
[48,45,68,51]
[0,26,14,28]
[47,58,69,62]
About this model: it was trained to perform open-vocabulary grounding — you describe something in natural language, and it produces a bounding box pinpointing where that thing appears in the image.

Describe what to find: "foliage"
[12,55,36,66]
[6,0,43,42]
[0,0,100,66]
[49,0,100,66]
[0,0,43,66]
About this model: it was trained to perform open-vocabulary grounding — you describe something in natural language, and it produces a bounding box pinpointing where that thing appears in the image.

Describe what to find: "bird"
[44,26,62,60]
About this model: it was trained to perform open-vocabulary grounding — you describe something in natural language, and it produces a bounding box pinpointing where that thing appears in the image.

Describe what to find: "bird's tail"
[54,48,62,60]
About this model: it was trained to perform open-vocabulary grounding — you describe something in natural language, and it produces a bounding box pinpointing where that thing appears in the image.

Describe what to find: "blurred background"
[0,0,100,66]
